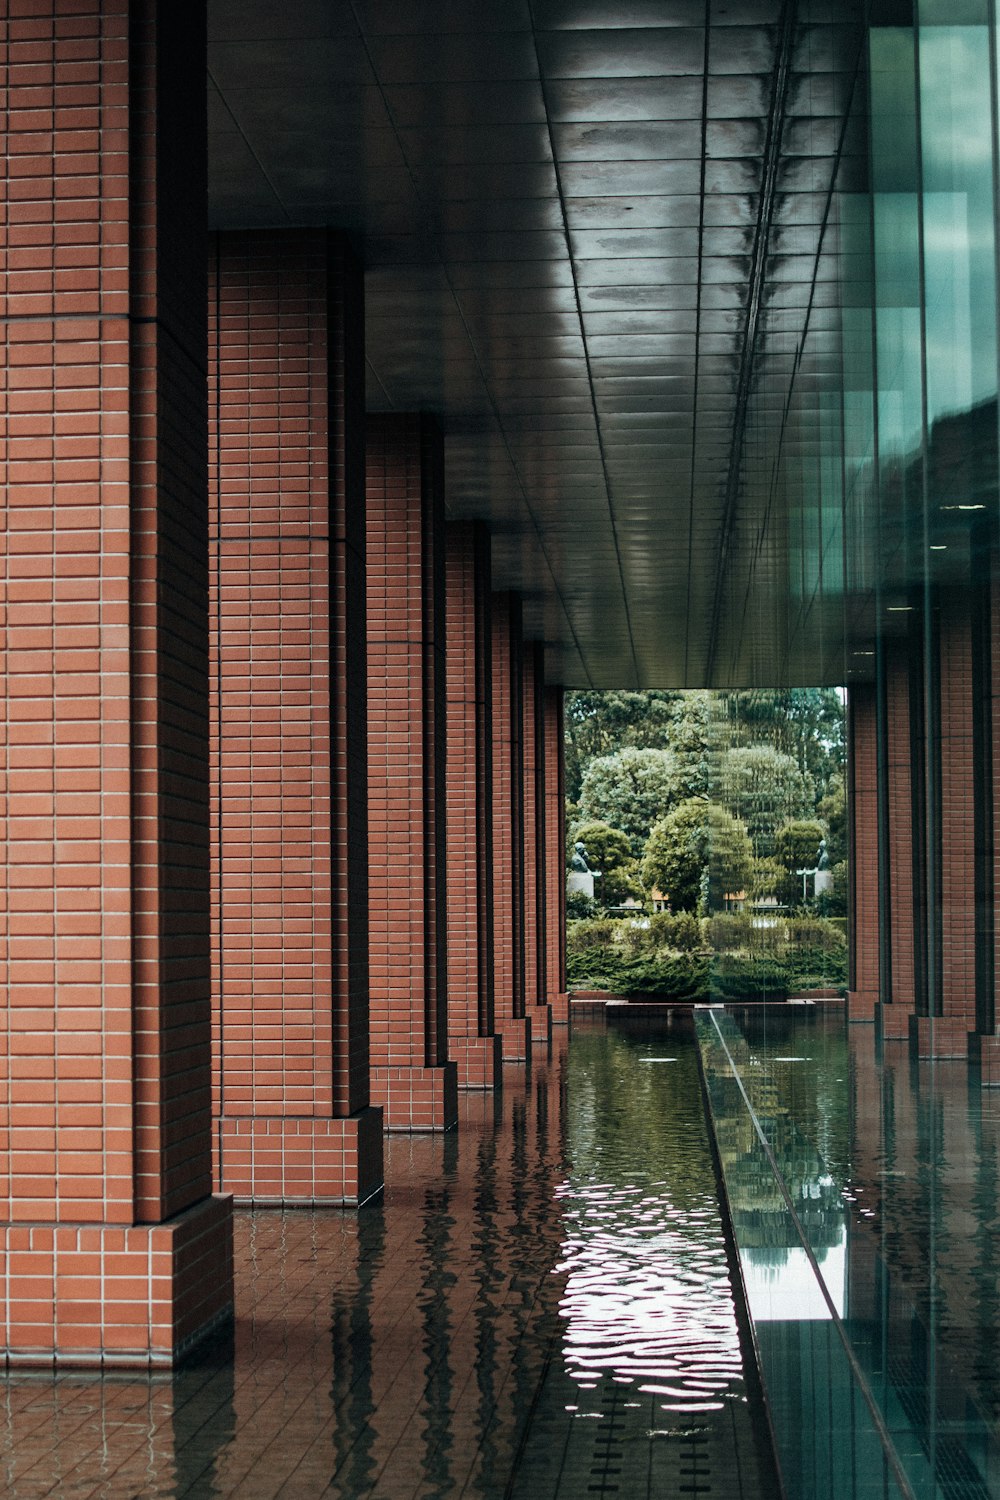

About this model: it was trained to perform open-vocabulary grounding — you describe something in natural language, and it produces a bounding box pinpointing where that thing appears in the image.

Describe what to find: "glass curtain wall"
[707,9,1000,1493]
[870,0,1000,1029]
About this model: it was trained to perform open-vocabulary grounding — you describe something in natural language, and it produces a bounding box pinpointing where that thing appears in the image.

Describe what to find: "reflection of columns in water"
[329,1205,384,1498]
[418,1172,457,1495]
[969,1094,1000,1413]
[170,1344,237,1497]
[507,1090,537,1434]
[509,1045,570,1464]
[0,1349,237,1498]
[472,1127,503,1488]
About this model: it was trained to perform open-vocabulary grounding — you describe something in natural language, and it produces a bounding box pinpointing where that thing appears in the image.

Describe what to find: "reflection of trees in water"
[699,1011,848,1254]
[725,1127,844,1253]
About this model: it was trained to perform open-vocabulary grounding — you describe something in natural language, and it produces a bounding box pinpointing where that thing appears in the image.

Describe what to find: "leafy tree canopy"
[577,747,683,856]
[641,798,754,914]
[718,744,813,857]
[568,820,632,876]
[722,689,845,795]
[565,691,681,800]
[774,819,828,874]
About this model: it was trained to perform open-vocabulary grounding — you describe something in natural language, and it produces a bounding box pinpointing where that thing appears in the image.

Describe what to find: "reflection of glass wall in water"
[700,1003,1000,1500]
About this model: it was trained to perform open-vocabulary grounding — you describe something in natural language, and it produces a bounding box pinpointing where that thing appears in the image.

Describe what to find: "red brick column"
[367,416,456,1129]
[847,684,880,1021]
[544,688,570,1023]
[882,642,917,1040]
[912,592,980,1057]
[445,522,500,1088]
[208,230,382,1201]
[522,643,551,1041]
[977,571,1000,1082]
[492,595,530,1059]
[0,0,231,1365]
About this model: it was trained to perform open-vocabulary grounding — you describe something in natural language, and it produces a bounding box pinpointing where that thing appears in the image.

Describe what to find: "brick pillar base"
[550,993,571,1025]
[373,1064,458,1132]
[847,990,879,1022]
[451,1036,503,1090]
[216,1109,383,1205]
[532,1006,555,1045]
[0,1199,231,1370]
[498,1015,532,1061]
[909,1015,970,1058]
[879,1003,913,1041]
[970,1033,1000,1085]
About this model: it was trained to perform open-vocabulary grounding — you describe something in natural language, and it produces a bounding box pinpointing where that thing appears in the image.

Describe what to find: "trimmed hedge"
[566,911,847,999]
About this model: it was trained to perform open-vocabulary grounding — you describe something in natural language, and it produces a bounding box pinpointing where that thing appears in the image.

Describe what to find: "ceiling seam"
[207,68,291,224]
[683,3,714,690]
[703,0,799,685]
[734,17,870,688]
[345,1,594,686]
[525,0,642,691]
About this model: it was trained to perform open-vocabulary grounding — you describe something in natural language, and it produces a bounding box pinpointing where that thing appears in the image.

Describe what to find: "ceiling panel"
[208,0,870,689]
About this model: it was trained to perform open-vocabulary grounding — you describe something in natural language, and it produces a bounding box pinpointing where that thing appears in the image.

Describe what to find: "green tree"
[641,799,753,914]
[773,818,827,907]
[718,744,812,857]
[774,819,827,875]
[749,855,787,902]
[665,690,719,800]
[578,747,683,856]
[817,775,847,864]
[723,688,846,796]
[564,691,681,800]
[828,860,849,917]
[568,820,639,907]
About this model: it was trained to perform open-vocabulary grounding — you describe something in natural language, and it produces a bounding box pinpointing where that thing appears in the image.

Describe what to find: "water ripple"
[555,1050,747,1415]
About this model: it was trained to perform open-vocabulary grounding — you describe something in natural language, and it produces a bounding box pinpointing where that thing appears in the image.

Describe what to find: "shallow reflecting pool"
[0,1021,772,1499]
[698,1001,1000,1500]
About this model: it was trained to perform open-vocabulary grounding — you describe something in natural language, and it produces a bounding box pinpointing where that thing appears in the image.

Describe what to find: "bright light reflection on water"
[556,1028,747,1416]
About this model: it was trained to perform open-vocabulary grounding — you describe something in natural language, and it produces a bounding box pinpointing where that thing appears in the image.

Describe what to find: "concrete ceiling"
[207,0,869,689]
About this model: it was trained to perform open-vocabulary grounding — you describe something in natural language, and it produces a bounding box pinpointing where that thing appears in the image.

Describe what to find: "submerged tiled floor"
[0,1023,773,1499]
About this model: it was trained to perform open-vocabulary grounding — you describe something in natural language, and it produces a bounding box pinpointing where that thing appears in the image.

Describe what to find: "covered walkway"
[1,0,1000,1422]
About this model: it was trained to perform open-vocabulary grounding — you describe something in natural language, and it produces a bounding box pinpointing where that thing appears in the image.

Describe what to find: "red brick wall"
[521,644,546,1020]
[848,684,879,1019]
[0,0,231,1364]
[992,572,1000,1032]
[445,523,500,1087]
[883,642,916,1036]
[208,229,380,1201]
[544,687,569,1017]
[938,594,977,1023]
[491,595,529,1057]
[367,415,456,1128]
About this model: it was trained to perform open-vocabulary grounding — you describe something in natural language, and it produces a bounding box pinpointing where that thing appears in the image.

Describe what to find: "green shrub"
[567,890,597,920]
[784,945,848,989]
[786,916,847,953]
[566,947,710,1000]
[647,910,703,952]
[709,952,790,1001]
[566,917,617,952]
[564,909,846,996]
